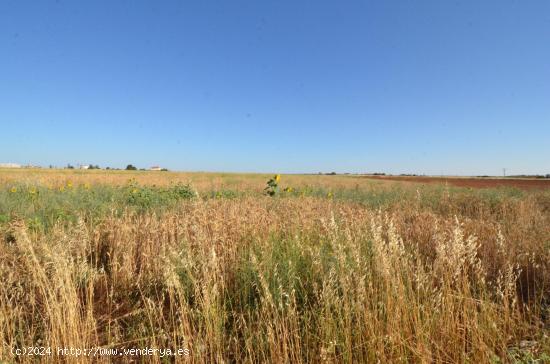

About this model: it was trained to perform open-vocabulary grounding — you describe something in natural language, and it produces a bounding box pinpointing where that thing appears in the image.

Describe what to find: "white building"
[80,165,90,170]
[0,163,21,168]
[150,166,162,171]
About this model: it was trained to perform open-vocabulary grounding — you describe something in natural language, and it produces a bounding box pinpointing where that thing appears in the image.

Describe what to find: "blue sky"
[1,0,549,175]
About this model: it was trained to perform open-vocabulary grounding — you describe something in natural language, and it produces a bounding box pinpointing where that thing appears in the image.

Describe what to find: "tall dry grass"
[1,190,548,362]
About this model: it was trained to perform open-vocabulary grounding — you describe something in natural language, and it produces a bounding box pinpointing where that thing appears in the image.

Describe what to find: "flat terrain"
[365,174,550,190]
[1,170,549,363]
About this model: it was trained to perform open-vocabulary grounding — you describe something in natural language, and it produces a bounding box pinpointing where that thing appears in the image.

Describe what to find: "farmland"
[365,175,550,190]
[1,169,549,363]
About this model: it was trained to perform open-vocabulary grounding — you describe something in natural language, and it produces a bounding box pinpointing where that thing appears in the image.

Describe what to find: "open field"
[365,175,550,190]
[1,170,549,363]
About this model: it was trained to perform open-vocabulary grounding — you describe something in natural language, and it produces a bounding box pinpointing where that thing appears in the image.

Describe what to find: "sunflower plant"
[264,174,281,196]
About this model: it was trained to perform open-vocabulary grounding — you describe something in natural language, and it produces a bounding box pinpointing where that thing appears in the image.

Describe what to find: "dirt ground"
[364,175,550,190]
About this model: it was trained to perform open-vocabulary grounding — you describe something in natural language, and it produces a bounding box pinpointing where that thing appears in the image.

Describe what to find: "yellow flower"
[327,191,333,199]
[10,187,17,193]
[67,181,73,188]
[59,185,65,192]
[29,187,37,195]
[275,174,281,182]
[84,183,91,190]
[132,188,139,194]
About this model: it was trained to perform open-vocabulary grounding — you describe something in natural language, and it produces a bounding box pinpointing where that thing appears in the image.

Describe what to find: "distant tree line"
[507,174,550,179]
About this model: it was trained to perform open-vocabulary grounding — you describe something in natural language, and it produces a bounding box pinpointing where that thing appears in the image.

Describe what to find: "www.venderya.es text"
[12,346,190,358]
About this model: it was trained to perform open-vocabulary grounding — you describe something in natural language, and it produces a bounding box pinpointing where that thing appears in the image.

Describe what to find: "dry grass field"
[1,169,549,363]
[365,175,550,190]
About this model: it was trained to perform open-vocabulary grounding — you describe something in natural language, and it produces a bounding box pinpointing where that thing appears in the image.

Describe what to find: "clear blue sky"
[1,1,549,175]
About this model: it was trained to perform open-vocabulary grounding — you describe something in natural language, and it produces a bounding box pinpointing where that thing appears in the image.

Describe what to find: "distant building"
[150,166,162,171]
[0,163,21,168]
[80,165,90,170]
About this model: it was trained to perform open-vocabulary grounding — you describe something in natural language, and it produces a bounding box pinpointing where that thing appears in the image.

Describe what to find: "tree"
[126,164,137,171]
